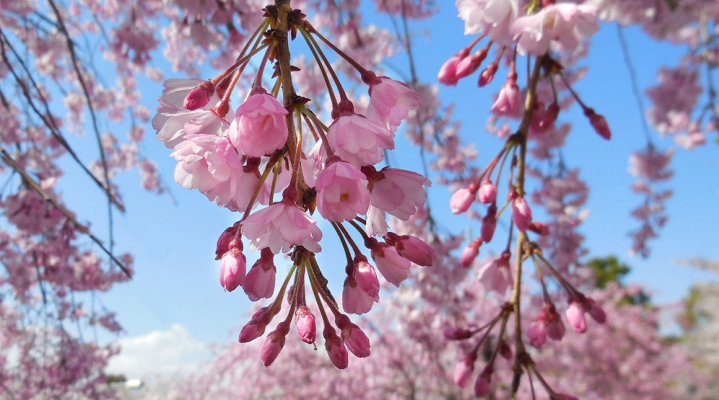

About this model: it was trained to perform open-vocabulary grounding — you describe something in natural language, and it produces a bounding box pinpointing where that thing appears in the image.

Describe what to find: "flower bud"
[450,187,474,214]
[183,80,214,110]
[511,196,532,232]
[477,180,497,204]
[566,301,587,333]
[295,306,316,344]
[584,107,611,140]
[454,357,475,388]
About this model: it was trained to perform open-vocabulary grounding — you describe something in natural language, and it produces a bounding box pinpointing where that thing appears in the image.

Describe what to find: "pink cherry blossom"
[261,321,290,367]
[317,114,394,168]
[315,160,370,222]
[183,80,215,110]
[242,200,323,254]
[366,76,421,132]
[366,166,431,220]
[460,238,482,267]
[512,3,599,56]
[474,365,493,397]
[368,240,411,286]
[438,53,465,86]
[457,0,518,46]
[229,92,288,157]
[342,277,376,315]
[478,252,513,295]
[490,80,522,118]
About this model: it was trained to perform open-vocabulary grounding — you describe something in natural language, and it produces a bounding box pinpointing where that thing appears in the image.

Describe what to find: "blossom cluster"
[154,4,434,368]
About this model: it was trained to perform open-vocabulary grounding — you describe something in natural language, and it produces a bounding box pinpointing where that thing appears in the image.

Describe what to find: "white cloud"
[107,324,212,378]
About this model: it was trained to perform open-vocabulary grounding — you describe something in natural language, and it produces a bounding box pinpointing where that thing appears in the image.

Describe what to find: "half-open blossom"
[454,357,475,388]
[342,277,376,315]
[368,240,411,286]
[242,200,323,254]
[243,248,276,301]
[366,76,421,132]
[318,114,394,168]
[315,160,370,222]
[511,196,532,232]
[366,166,430,221]
[229,92,288,157]
[490,80,522,118]
[460,238,482,267]
[566,301,587,333]
[353,256,380,300]
[451,187,474,214]
[478,252,513,295]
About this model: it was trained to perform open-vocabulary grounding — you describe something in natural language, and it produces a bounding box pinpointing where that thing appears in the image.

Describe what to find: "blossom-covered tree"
[2,0,719,398]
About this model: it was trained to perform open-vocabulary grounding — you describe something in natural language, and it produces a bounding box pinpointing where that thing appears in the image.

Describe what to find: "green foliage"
[106,374,127,384]
[587,255,650,305]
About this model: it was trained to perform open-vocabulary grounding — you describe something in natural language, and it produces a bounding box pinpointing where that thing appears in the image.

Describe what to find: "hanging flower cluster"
[153,3,433,368]
[438,0,612,397]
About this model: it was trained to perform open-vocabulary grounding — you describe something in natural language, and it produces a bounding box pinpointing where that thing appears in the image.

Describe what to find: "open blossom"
[315,161,370,222]
[365,205,388,237]
[316,114,394,168]
[478,253,513,295]
[512,3,599,56]
[366,166,431,220]
[366,76,421,132]
[457,0,518,46]
[242,200,323,254]
[171,134,258,212]
[228,92,288,157]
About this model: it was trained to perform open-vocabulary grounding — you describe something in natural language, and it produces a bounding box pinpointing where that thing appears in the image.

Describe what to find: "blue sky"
[51,2,719,370]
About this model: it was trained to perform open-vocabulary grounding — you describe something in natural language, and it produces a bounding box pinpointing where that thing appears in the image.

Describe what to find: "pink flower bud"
[586,299,606,323]
[474,365,493,397]
[438,52,466,86]
[584,107,611,140]
[336,314,371,358]
[478,62,498,87]
[295,306,316,344]
[455,49,488,79]
[478,252,513,295]
[183,80,215,110]
[385,233,436,267]
[215,222,239,259]
[353,256,380,300]
[443,327,473,340]
[450,187,475,214]
[527,319,548,348]
[260,321,290,367]
[220,247,246,292]
[481,205,497,243]
[499,340,512,360]
[324,327,349,369]
[477,180,497,204]
[511,196,532,232]
[566,301,587,333]
[243,248,276,301]
[454,357,475,388]
[554,394,579,400]
[460,238,482,268]
[529,221,550,235]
